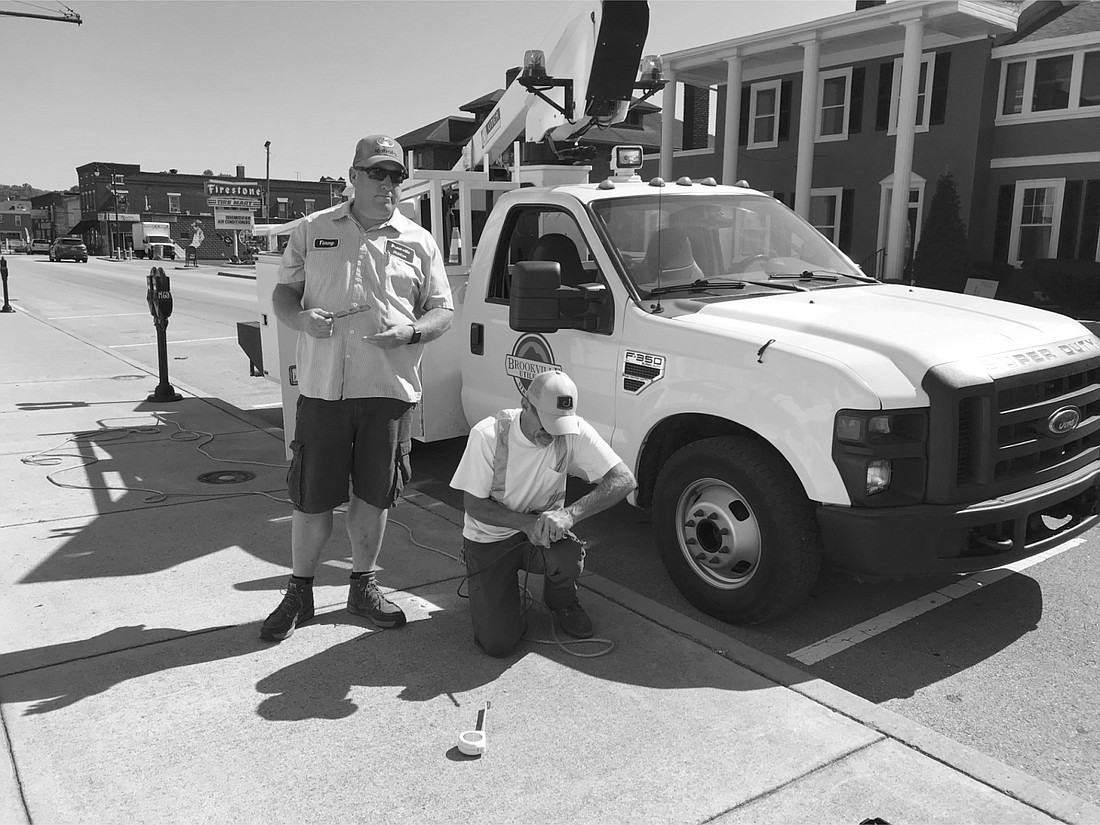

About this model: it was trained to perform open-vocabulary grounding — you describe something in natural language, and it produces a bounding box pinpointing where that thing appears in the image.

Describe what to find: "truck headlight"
[832,408,928,506]
[866,459,892,495]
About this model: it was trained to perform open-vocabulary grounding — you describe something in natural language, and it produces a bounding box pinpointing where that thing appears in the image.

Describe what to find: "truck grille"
[926,355,1100,503]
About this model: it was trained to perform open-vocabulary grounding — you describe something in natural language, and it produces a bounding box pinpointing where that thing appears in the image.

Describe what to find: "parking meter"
[1,256,13,313]
[146,266,173,326]
[145,266,182,402]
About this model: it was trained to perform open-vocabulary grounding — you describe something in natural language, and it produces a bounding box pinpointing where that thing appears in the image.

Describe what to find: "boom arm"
[454,0,660,172]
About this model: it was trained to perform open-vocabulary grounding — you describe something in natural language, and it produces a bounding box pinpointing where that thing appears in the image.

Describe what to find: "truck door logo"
[506,333,559,393]
[623,350,665,394]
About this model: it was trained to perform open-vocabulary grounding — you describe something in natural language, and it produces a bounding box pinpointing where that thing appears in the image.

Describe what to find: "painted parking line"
[788,537,1087,666]
[110,336,236,348]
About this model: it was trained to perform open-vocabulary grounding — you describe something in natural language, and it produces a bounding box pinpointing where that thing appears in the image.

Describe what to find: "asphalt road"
[5,253,1098,805]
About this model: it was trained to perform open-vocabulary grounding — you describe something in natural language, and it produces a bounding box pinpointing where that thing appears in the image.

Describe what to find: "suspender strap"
[489,409,571,510]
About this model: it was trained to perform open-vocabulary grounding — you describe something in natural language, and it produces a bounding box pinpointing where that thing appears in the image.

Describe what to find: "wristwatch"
[407,325,422,345]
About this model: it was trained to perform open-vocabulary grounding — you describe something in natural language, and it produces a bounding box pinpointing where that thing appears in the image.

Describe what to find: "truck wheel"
[653,436,822,624]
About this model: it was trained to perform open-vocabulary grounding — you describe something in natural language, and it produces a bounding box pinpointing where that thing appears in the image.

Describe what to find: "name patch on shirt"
[314,238,339,249]
[386,240,415,264]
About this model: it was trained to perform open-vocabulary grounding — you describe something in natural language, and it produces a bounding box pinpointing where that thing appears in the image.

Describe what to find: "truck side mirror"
[509,261,610,333]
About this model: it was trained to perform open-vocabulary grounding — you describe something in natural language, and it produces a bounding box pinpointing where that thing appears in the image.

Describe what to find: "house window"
[810,188,843,244]
[1002,61,1026,114]
[1081,51,1100,107]
[168,194,181,214]
[888,54,934,134]
[1009,178,1064,264]
[277,197,289,219]
[748,79,782,149]
[817,68,852,141]
[14,216,21,227]
[998,50,1100,119]
[304,199,315,215]
[1032,54,1073,111]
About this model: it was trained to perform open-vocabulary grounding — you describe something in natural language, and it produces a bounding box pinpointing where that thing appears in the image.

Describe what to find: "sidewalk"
[1,305,1097,825]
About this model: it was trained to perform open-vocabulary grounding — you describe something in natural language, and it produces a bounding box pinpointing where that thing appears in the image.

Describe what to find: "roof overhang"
[662,0,1019,87]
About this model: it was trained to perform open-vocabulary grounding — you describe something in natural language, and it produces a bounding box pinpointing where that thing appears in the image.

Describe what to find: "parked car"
[29,239,51,255]
[49,237,88,263]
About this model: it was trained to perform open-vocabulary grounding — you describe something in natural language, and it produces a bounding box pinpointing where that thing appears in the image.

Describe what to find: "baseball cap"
[353,135,405,170]
[525,370,580,436]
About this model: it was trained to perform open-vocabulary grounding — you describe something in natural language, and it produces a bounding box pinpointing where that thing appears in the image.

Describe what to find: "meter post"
[1,256,14,313]
[146,266,182,402]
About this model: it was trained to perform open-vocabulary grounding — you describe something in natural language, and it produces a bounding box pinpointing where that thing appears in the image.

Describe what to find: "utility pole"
[264,141,271,221]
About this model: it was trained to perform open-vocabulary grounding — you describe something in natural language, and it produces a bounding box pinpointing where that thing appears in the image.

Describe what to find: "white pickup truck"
[258,173,1100,624]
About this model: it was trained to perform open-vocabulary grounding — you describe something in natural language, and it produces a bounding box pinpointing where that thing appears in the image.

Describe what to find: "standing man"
[450,370,636,656]
[261,135,453,642]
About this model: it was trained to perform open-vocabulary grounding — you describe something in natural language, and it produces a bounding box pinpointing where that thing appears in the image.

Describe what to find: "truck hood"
[681,283,1092,377]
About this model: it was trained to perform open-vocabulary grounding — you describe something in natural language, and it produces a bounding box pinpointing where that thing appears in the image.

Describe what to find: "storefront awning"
[67,219,98,235]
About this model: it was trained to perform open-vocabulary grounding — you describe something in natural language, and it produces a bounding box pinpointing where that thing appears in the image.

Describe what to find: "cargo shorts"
[287,395,414,514]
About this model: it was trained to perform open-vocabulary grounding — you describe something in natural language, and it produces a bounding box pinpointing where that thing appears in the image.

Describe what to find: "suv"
[49,237,88,263]
[29,239,51,255]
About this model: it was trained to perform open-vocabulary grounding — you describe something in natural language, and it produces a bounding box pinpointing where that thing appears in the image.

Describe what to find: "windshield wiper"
[769,269,877,284]
[647,277,811,297]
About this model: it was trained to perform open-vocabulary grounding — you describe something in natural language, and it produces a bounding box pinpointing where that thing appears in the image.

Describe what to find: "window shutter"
[840,189,856,253]
[930,51,951,126]
[849,66,865,134]
[992,184,1015,262]
[875,62,894,131]
[778,80,792,142]
[739,88,750,146]
[1059,179,1083,258]
[1079,180,1100,263]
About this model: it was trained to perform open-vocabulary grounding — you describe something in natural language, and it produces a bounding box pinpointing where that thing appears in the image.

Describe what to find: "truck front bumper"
[817,460,1100,578]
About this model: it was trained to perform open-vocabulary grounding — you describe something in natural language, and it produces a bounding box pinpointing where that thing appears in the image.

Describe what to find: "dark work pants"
[462,532,585,657]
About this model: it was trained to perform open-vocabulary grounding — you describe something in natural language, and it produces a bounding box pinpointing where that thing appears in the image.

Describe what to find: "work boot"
[259,578,314,642]
[347,575,407,628]
[551,598,594,639]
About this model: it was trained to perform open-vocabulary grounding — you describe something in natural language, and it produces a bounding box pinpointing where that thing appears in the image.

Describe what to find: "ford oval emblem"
[1047,406,1082,437]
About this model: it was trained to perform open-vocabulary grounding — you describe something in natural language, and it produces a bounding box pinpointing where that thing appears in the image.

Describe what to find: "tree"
[912,170,970,291]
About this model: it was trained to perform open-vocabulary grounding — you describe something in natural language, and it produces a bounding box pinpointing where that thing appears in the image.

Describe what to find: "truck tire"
[653,436,822,624]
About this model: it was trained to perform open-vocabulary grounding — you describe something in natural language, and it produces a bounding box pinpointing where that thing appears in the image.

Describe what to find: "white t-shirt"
[450,409,622,543]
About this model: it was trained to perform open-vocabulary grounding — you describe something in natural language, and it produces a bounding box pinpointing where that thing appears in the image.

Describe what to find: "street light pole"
[264,141,271,221]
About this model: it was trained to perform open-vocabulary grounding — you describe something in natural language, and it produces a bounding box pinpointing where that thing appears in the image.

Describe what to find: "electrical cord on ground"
[453,536,615,658]
[20,413,290,504]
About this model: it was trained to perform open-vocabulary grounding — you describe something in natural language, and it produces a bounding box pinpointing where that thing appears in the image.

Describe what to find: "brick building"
[70,163,346,258]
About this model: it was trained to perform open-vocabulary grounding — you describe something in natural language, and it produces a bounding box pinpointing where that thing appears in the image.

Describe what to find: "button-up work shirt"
[277,201,453,402]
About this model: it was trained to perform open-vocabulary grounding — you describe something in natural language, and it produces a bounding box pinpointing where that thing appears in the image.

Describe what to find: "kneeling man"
[450,370,636,656]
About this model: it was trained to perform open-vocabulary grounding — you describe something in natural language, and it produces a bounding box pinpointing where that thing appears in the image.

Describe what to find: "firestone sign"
[206,180,263,199]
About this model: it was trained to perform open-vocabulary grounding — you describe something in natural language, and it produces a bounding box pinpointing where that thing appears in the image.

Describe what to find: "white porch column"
[722,53,743,186]
[885,16,924,281]
[660,70,677,180]
[794,37,821,220]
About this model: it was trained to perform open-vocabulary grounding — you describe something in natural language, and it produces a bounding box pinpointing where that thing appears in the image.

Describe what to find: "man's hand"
[301,308,335,338]
[536,508,575,544]
[524,513,551,548]
[365,322,415,349]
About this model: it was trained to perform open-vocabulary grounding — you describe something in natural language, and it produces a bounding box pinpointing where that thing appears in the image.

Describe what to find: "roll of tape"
[458,729,486,756]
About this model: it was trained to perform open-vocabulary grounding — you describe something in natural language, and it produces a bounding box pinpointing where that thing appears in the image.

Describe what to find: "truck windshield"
[591,193,871,297]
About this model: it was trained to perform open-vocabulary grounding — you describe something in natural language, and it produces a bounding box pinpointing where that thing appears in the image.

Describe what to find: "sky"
[1,0,871,192]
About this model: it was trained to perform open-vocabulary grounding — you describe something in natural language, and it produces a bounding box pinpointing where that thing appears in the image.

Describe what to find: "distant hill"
[1,183,46,200]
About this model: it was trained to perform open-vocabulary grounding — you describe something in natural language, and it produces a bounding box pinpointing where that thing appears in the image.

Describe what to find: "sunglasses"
[354,166,408,184]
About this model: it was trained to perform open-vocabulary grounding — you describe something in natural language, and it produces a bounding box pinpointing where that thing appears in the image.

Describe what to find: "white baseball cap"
[525,370,580,436]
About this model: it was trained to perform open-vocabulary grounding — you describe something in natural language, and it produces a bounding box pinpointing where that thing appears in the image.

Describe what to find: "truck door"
[461,202,622,444]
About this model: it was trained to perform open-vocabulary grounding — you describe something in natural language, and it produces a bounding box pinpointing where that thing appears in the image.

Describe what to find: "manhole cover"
[197,470,256,485]
[110,375,147,381]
